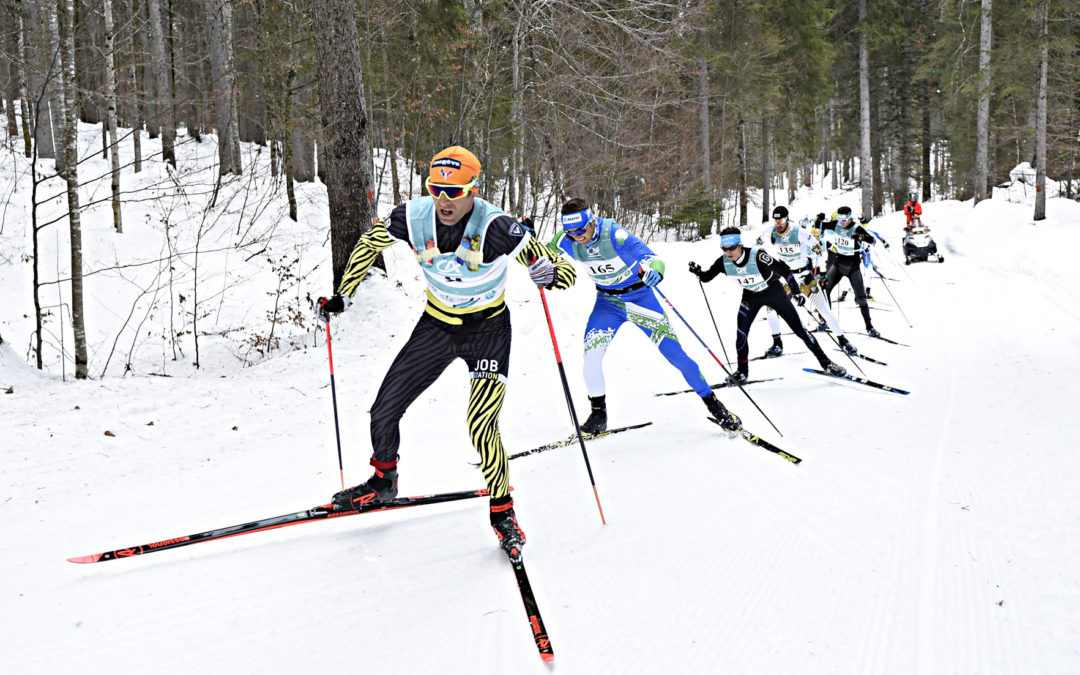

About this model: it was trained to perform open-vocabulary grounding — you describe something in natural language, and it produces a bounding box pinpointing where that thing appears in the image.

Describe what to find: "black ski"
[802,367,910,395]
[508,554,555,662]
[68,487,492,564]
[849,331,909,347]
[707,417,802,464]
[833,349,888,366]
[496,422,653,462]
[750,350,807,362]
[655,377,782,397]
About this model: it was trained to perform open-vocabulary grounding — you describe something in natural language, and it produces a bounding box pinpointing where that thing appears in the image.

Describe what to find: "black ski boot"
[332,466,399,510]
[838,335,858,356]
[824,361,847,377]
[763,335,783,358]
[866,325,881,339]
[703,393,742,434]
[726,371,748,386]
[581,395,607,434]
[490,497,526,562]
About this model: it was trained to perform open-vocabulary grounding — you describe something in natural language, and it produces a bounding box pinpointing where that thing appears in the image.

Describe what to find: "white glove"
[528,257,556,286]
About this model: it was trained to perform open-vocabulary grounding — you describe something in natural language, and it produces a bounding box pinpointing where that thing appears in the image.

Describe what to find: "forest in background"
[4,0,1078,224]
[1,0,1078,379]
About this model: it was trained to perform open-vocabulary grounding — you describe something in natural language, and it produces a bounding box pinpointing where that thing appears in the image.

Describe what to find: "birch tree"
[102,0,123,232]
[58,0,87,379]
[14,0,33,156]
[1033,0,1047,221]
[973,0,992,204]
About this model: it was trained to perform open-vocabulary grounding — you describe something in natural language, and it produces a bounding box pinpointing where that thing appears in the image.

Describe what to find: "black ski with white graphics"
[655,377,783,397]
[493,422,653,463]
[507,553,555,662]
[707,417,802,464]
[833,349,888,366]
[802,367,910,395]
[848,331,909,347]
[68,487,492,564]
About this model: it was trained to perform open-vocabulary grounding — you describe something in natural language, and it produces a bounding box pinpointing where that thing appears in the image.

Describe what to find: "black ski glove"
[688,261,703,278]
[315,293,351,321]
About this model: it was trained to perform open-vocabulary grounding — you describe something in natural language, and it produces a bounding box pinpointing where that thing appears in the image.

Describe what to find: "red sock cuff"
[489,496,514,512]
[370,457,398,471]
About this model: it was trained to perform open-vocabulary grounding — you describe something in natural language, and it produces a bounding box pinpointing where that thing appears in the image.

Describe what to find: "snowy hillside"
[2,121,1079,674]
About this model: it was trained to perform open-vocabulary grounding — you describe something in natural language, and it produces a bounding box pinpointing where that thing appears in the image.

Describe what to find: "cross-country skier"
[760,207,858,357]
[689,226,847,384]
[548,198,742,435]
[314,146,576,559]
[820,206,882,338]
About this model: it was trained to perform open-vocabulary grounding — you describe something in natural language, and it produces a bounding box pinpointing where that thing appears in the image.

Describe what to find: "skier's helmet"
[909,192,918,203]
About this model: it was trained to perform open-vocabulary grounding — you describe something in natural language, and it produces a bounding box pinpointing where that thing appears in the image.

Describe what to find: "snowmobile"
[903,219,944,264]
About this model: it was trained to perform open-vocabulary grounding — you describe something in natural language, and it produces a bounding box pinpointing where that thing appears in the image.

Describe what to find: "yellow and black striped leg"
[468,377,510,500]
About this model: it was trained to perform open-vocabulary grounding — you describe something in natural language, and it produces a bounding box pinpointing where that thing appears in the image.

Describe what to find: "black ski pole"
[652,286,783,437]
[322,318,346,491]
[537,285,607,525]
[695,278,732,365]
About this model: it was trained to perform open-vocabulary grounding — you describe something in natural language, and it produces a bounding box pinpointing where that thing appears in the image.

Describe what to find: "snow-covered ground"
[2,119,1079,673]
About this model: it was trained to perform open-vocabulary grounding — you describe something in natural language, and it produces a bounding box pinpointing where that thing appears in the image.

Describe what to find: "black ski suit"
[694,247,833,377]
[820,219,878,329]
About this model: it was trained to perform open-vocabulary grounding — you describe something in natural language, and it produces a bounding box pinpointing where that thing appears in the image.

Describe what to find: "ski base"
[68,487,492,564]
[655,377,782,397]
[802,367,910,395]
[707,417,802,464]
[500,422,653,462]
[509,554,555,662]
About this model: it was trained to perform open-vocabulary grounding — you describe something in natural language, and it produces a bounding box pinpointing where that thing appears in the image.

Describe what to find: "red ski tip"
[68,554,102,564]
[540,652,554,663]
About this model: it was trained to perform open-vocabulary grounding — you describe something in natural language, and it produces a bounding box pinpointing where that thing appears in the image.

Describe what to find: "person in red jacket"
[903,192,922,229]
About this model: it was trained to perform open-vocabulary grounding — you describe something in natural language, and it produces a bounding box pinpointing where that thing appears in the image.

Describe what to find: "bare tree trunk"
[510,16,523,214]
[697,55,711,190]
[15,0,33,156]
[737,114,747,228]
[147,0,175,166]
[922,84,932,201]
[870,84,883,216]
[41,0,67,172]
[829,100,839,190]
[207,0,242,176]
[103,0,123,233]
[974,0,992,204]
[283,67,297,221]
[858,0,873,217]
[123,0,142,171]
[58,0,88,379]
[310,0,378,286]
[1033,0,1048,221]
[761,116,770,223]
